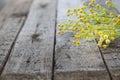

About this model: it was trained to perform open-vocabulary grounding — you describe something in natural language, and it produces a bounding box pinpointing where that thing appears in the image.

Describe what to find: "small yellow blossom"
[96,4,101,8]
[81,6,86,10]
[79,9,83,13]
[75,33,81,38]
[76,41,81,45]
[110,12,114,17]
[104,18,109,22]
[103,35,108,39]
[89,9,94,13]
[72,40,76,44]
[103,45,107,49]
[98,41,102,47]
[98,31,103,36]
[105,39,111,44]
[118,15,120,19]
[72,40,81,45]
[67,14,70,16]
[111,37,115,41]
[66,9,71,13]
[73,8,77,12]
[100,37,104,42]
[91,0,96,3]
[88,3,93,6]
[57,31,63,35]
[111,32,115,36]
[81,29,85,33]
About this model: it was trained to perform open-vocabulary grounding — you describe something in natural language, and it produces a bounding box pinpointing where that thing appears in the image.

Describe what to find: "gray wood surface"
[54,0,110,80]
[99,0,120,80]
[1,0,57,80]
[0,0,33,27]
[100,38,120,80]
[0,0,120,80]
[0,0,33,75]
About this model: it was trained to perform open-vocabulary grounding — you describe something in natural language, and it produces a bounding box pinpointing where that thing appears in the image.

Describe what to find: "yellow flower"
[72,40,81,45]
[110,12,114,17]
[73,23,77,27]
[104,18,109,22]
[83,19,87,23]
[103,35,108,39]
[81,6,86,10]
[111,37,115,41]
[86,24,92,28]
[73,8,77,12]
[66,9,71,13]
[91,0,96,3]
[98,31,103,36]
[100,37,104,42]
[79,9,83,13]
[67,14,70,16]
[77,8,81,11]
[118,15,120,19]
[102,45,107,49]
[105,1,110,5]
[72,40,76,44]
[58,24,62,27]
[93,12,98,16]
[111,31,115,36]
[81,29,85,33]
[96,4,101,8]
[75,33,81,38]
[116,19,120,24]
[107,25,111,28]
[98,41,102,47]
[70,26,77,31]
[57,31,63,35]
[88,3,93,6]
[89,9,94,13]
[76,41,81,45]
[105,39,111,44]
[58,27,63,30]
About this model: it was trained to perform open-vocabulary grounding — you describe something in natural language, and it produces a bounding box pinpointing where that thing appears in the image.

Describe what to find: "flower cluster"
[58,0,120,49]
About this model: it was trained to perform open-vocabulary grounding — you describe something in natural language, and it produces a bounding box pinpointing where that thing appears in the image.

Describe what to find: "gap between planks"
[0,0,33,77]
[51,0,58,80]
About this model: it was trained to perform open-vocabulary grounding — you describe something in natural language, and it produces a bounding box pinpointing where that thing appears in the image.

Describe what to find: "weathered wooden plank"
[1,0,57,80]
[0,0,33,75]
[0,0,10,11]
[100,38,120,80]
[99,0,120,80]
[0,17,25,73]
[54,0,110,80]
[0,0,33,18]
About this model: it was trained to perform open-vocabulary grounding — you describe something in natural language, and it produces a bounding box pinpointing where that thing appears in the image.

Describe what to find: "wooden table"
[0,0,120,80]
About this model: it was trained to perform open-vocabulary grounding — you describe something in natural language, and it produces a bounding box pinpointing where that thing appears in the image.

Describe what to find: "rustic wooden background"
[0,0,11,10]
[0,0,120,80]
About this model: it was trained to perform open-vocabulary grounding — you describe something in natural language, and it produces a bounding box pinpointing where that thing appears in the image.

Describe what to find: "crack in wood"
[11,12,28,17]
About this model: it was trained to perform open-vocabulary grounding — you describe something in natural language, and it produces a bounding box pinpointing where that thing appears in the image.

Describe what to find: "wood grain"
[1,0,57,80]
[0,0,33,28]
[54,0,110,80]
[0,0,33,75]
[99,0,120,80]
[100,38,120,80]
